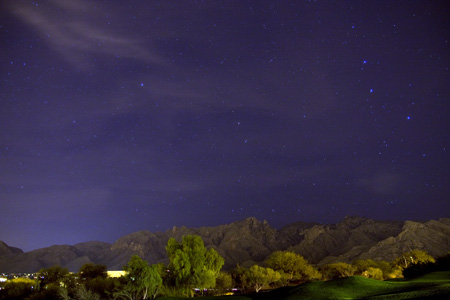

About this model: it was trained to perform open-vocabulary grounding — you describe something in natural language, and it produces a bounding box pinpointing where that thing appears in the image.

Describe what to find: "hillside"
[1,216,449,273]
[0,241,23,257]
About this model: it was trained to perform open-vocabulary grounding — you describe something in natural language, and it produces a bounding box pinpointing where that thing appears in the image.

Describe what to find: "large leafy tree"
[265,251,321,284]
[116,255,162,300]
[166,235,224,296]
[78,263,116,299]
[393,249,435,270]
[79,263,107,281]
[215,271,233,295]
[230,265,252,294]
[247,265,281,293]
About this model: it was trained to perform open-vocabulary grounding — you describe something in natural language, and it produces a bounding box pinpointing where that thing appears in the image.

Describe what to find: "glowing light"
[107,271,127,278]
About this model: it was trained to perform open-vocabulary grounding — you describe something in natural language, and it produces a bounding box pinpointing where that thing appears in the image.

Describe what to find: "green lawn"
[158,272,450,300]
[258,272,450,300]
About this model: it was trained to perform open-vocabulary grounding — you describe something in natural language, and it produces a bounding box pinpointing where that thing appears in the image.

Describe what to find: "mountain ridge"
[1,216,449,273]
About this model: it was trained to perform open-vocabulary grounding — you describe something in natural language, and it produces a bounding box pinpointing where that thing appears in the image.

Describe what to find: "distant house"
[107,270,126,278]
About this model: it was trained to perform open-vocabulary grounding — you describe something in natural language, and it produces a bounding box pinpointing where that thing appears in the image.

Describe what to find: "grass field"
[254,271,450,300]
[159,271,450,300]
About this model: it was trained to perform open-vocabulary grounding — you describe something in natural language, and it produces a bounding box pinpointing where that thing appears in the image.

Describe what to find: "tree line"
[0,234,448,300]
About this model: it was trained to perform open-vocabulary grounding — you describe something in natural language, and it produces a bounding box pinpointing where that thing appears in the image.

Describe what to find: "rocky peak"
[239,217,273,232]
[341,216,372,229]
[243,216,261,227]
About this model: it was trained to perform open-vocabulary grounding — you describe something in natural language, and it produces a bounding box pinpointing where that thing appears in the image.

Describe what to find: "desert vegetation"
[0,235,449,300]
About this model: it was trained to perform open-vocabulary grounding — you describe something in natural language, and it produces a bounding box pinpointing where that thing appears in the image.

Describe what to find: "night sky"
[1,1,449,252]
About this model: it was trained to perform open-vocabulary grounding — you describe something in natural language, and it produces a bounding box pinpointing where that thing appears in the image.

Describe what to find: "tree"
[402,252,450,278]
[26,284,61,300]
[265,251,321,284]
[146,265,163,299]
[230,265,251,294]
[393,250,435,270]
[215,271,233,295]
[353,259,378,274]
[321,262,357,280]
[74,284,101,300]
[117,255,162,300]
[375,260,395,278]
[247,265,281,293]
[38,265,69,287]
[84,276,118,299]
[1,278,37,299]
[353,259,393,280]
[79,263,107,281]
[363,267,384,280]
[77,263,112,298]
[166,235,224,296]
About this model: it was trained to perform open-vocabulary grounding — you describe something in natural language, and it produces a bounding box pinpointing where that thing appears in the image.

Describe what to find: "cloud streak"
[358,172,403,195]
[8,0,165,70]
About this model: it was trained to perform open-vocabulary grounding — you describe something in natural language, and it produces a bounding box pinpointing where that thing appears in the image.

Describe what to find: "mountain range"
[1,216,449,273]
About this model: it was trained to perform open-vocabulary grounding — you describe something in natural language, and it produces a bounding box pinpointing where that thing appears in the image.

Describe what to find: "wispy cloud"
[0,187,112,218]
[358,172,403,195]
[8,0,165,70]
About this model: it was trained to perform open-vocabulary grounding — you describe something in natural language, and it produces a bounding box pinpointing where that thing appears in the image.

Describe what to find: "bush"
[362,267,384,280]
[0,278,36,300]
[321,263,357,280]
[352,259,393,280]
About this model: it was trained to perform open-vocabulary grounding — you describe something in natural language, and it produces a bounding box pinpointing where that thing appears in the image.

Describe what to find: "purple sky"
[1,1,449,252]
